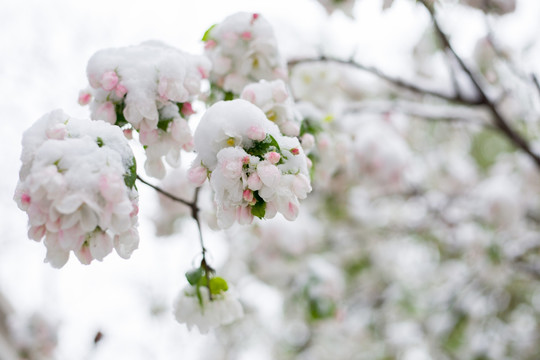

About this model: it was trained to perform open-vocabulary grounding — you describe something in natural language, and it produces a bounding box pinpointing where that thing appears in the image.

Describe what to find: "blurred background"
[2,0,540,359]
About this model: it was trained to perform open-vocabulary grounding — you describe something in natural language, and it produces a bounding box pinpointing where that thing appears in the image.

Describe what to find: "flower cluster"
[82,41,211,178]
[14,110,139,268]
[240,79,302,137]
[190,100,311,228]
[173,268,243,333]
[203,12,287,96]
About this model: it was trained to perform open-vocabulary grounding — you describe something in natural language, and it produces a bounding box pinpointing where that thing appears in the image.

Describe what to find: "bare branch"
[418,0,540,170]
[287,56,483,105]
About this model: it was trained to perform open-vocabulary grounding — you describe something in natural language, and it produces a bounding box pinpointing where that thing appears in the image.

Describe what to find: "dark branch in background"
[532,74,540,98]
[418,0,540,170]
[287,56,484,105]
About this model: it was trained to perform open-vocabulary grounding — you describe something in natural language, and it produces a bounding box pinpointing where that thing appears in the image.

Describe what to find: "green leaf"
[299,118,323,136]
[251,191,266,219]
[209,277,228,295]
[96,137,104,147]
[246,134,281,158]
[114,102,128,127]
[157,118,173,132]
[123,157,137,190]
[223,91,235,101]
[186,267,204,286]
[201,24,216,42]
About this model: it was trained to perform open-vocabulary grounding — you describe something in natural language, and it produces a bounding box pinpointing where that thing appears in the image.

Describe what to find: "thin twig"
[532,74,540,98]
[287,56,483,105]
[136,174,214,296]
[136,174,193,207]
[418,0,540,170]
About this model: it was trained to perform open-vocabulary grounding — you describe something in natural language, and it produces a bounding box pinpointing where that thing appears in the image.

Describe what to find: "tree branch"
[287,56,483,105]
[136,174,213,290]
[418,0,540,170]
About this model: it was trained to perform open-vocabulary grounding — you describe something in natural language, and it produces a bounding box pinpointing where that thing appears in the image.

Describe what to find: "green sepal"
[157,118,173,132]
[250,191,266,219]
[124,157,137,190]
[209,277,228,295]
[186,267,204,286]
[202,24,217,42]
[246,134,281,158]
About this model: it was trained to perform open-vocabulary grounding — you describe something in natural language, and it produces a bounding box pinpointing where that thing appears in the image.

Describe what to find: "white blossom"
[203,12,286,95]
[173,285,243,334]
[14,110,139,268]
[84,41,210,178]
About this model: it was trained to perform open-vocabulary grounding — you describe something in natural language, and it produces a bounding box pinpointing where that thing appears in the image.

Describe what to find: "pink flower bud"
[182,139,195,151]
[243,189,254,203]
[21,193,31,207]
[188,165,207,187]
[241,89,256,103]
[247,173,263,191]
[78,90,92,105]
[46,123,67,140]
[246,125,266,141]
[75,244,93,265]
[123,129,133,140]
[290,148,300,155]
[181,102,195,117]
[265,151,280,165]
[101,71,119,91]
[242,156,250,165]
[204,39,217,50]
[257,161,281,188]
[139,129,159,145]
[251,13,259,24]
[95,102,117,124]
[115,83,128,98]
[281,200,299,221]
[237,205,254,225]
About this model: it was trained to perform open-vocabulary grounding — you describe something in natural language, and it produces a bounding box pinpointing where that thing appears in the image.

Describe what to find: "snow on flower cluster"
[14,110,139,268]
[190,99,312,228]
[83,41,211,178]
[240,79,302,137]
[173,283,243,334]
[203,12,287,95]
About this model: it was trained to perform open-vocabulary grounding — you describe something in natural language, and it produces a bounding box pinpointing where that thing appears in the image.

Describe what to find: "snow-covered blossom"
[14,110,139,268]
[84,41,211,178]
[203,12,286,95]
[173,277,243,333]
[190,99,311,228]
[241,79,302,136]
